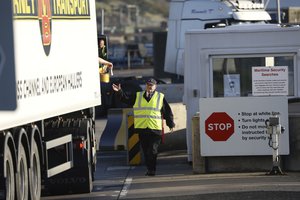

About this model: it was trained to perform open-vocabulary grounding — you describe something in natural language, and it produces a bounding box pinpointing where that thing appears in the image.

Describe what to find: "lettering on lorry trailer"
[13,0,91,56]
[16,72,83,100]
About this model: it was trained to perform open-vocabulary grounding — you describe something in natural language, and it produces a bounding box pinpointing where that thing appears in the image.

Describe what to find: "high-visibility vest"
[133,91,164,130]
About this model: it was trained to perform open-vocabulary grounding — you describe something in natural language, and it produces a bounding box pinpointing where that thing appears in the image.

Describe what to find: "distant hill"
[96,0,169,17]
[95,0,169,33]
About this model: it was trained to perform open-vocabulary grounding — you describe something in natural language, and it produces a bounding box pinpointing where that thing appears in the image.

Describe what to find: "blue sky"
[266,0,300,9]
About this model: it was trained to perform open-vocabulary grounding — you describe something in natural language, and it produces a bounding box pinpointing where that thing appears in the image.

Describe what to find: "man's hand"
[112,83,121,92]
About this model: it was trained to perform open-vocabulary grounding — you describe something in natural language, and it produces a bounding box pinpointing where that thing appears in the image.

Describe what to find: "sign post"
[200,97,289,156]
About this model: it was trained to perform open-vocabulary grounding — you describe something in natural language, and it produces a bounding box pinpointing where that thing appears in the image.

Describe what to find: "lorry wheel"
[16,143,29,200]
[29,139,41,200]
[80,125,93,193]
[83,154,93,193]
[87,131,93,191]
[74,119,93,193]
[4,146,15,200]
[89,119,97,181]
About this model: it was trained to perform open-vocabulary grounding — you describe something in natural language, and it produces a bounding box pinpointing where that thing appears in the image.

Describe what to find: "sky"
[266,0,300,9]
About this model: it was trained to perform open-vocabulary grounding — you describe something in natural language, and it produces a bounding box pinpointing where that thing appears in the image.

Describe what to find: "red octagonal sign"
[205,112,234,141]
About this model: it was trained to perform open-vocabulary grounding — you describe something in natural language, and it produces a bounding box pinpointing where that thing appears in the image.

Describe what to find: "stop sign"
[205,112,234,141]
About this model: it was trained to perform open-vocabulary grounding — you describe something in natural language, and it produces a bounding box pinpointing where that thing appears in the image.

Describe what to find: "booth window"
[211,55,295,97]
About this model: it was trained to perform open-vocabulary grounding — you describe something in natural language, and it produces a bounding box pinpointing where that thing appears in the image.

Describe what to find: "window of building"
[211,54,295,97]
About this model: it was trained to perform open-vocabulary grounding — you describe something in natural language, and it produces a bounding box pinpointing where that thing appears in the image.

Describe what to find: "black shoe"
[145,170,155,176]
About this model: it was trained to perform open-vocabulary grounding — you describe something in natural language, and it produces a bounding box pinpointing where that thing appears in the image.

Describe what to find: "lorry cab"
[164,0,271,75]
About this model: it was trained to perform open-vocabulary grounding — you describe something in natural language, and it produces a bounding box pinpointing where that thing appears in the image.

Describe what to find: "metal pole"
[127,50,131,70]
[276,0,281,24]
[266,120,284,175]
[101,9,104,35]
[272,126,279,167]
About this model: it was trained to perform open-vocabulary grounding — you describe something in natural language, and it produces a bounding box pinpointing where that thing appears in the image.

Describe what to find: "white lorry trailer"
[0,1,101,199]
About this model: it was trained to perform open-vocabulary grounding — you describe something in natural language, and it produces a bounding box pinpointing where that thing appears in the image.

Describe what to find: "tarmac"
[42,149,300,200]
[91,112,300,199]
[91,150,300,200]
[42,121,300,200]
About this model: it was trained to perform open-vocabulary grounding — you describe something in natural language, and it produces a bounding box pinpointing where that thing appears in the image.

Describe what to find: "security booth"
[184,24,300,172]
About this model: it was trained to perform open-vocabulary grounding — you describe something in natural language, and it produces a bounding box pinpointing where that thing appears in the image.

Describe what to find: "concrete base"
[206,156,273,173]
[283,115,300,171]
[159,129,187,152]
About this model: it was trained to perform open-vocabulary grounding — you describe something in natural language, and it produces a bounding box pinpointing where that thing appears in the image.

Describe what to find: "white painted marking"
[106,166,135,171]
[119,177,132,198]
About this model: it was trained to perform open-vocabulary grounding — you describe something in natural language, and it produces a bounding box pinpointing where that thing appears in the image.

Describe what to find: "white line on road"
[119,177,133,198]
[106,166,135,171]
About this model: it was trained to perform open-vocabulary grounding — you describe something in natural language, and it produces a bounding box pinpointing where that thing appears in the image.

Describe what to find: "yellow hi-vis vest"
[133,91,164,130]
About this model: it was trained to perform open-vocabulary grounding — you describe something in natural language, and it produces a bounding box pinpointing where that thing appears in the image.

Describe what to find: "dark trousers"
[139,132,161,172]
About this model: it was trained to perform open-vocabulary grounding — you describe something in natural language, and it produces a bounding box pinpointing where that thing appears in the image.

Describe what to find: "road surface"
[42,149,300,200]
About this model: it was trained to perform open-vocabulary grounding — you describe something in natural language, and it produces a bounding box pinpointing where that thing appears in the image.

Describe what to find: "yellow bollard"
[127,114,142,165]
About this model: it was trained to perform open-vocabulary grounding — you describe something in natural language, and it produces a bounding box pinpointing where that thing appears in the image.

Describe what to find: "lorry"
[164,0,273,76]
[0,0,101,199]
[164,0,300,162]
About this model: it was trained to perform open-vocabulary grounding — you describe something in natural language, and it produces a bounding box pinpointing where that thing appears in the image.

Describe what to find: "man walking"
[112,78,175,176]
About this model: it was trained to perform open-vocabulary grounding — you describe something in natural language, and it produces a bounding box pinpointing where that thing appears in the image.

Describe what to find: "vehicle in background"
[164,0,272,76]
[265,0,300,23]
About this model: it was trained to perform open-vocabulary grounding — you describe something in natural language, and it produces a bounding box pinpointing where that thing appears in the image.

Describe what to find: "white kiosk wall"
[184,25,300,169]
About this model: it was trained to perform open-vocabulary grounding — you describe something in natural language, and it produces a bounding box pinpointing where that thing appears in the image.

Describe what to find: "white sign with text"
[199,97,289,156]
[252,66,288,96]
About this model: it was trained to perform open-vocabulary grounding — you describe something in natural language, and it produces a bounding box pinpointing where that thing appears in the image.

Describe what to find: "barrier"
[99,109,122,150]
[127,113,142,165]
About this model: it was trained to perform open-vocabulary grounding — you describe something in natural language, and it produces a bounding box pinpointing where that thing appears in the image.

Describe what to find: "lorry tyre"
[78,122,93,193]
[4,145,15,200]
[16,142,29,200]
[86,130,93,192]
[89,118,97,181]
[29,139,41,200]
[74,119,93,193]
